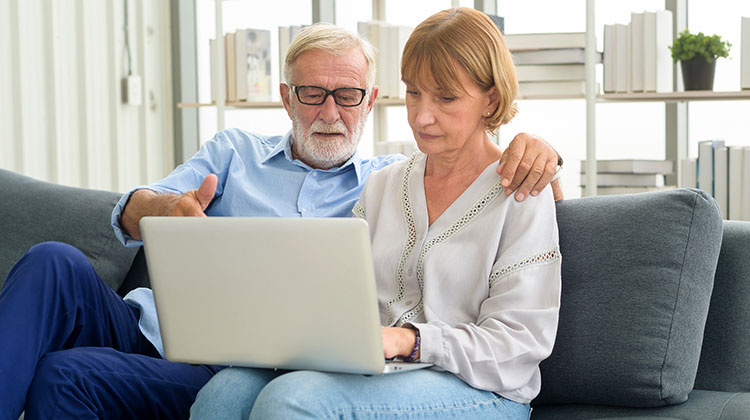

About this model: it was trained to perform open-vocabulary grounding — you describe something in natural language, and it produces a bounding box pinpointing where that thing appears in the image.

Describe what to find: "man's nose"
[319,94,341,124]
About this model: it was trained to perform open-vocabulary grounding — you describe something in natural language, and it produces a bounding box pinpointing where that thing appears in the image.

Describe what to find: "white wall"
[0,0,175,193]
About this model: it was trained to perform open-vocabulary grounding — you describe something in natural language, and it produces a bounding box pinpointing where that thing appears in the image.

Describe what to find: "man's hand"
[381,326,418,360]
[165,174,218,217]
[120,174,218,240]
[497,133,564,202]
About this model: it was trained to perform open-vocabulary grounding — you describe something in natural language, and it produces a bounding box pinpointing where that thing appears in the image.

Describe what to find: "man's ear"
[280,83,293,118]
[365,86,379,114]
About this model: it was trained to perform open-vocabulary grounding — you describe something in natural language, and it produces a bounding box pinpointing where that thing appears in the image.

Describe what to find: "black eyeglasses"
[291,85,367,107]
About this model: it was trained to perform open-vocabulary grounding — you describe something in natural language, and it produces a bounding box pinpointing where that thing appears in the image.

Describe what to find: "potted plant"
[669,29,731,91]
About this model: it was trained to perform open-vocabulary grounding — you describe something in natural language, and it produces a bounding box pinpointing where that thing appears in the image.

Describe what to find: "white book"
[643,10,673,93]
[391,25,412,98]
[714,146,728,219]
[630,12,645,92]
[580,159,673,174]
[680,158,697,188]
[225,33,237,102]
[378,22,394,98]
[697,140,726,195]
[243,29,272,101]
[603,24,616,93]
[728,146,744,220]
[511,48,600,65]
[614,24,629,93]
[210,38,218,103]
[593,186,675,196]
[518,80,587,98]
[278,26,290,84]
[516,64,585,82]
[580,173,666,187]
[503,32,586,51]
[742,17,750,90]
[235,29,248,101]
[743,148,750,221]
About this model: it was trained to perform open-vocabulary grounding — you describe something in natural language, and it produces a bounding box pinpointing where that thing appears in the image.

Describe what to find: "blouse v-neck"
[409,153,503,237]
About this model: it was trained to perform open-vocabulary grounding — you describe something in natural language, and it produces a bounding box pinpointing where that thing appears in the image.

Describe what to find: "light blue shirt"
[111,128,403,356]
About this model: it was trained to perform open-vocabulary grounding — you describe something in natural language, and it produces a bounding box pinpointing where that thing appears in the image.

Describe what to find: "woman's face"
[404,64,496,158]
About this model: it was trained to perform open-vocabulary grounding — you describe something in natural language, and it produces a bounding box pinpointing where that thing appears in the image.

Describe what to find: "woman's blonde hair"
[284,23,377,90]
[401,8,518,134]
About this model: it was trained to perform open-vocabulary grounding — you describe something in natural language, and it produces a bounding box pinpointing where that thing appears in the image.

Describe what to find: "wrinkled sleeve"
[111,131,236,247]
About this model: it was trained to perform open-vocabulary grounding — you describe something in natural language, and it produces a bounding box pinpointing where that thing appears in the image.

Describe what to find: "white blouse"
[354,152,561,403]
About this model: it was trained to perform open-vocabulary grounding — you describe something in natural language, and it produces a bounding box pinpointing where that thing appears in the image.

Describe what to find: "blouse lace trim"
[393,165,506,326]
[488,247,561,289]
[384,155,419,325]
[352,201,366,219]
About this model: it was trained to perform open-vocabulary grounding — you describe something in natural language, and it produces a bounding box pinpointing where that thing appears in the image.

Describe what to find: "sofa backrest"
[0,169,139,292]
[694,220,750,392]
[535,188,723,408]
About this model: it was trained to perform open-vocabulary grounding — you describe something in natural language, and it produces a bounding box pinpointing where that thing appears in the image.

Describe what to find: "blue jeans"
[191,367,531,419]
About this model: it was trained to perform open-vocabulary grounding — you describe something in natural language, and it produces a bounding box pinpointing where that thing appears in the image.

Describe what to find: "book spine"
[714,146,729,219]
[728,147,744,220]
[742,17,750,90]
[655,10,673,93]
[603,25,616,93]
[630,13,645,92]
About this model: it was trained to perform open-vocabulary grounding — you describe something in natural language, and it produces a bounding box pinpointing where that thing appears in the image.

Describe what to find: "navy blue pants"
[0,242,221,420]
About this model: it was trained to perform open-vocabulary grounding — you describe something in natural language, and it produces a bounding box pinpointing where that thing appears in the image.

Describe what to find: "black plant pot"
[680,57,716,90]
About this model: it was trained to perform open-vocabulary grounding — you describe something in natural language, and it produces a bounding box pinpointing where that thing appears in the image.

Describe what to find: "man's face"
[281,47,378,170]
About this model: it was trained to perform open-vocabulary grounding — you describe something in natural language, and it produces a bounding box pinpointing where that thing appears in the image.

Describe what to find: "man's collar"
[263,130,363,182]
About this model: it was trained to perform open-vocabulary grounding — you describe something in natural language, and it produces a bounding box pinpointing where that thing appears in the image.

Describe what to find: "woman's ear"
[486,86,499,114]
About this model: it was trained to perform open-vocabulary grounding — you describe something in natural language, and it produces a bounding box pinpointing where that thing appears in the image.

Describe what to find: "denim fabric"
[0,242,220,420]
[191,367,530,420]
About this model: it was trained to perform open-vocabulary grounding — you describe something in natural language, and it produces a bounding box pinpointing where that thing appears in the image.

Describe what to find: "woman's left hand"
[381,326,418,359]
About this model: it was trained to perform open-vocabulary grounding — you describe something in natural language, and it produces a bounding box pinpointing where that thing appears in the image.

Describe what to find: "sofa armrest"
[0,169,138,292]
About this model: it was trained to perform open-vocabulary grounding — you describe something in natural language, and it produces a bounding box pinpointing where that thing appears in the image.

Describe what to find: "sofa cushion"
[0,169,138,292]
[535,189,723,407]
[531,390,750,420]
[694,220,750,392]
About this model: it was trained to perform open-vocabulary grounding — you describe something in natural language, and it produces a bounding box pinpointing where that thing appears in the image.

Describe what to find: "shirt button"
[405,300,413,305]
[312,172,318,177]
[407,267,414,276]
[301,208,306,212]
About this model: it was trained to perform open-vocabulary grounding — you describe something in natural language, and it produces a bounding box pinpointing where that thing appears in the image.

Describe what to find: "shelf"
[178,97,408,109]
[598,90,750,102]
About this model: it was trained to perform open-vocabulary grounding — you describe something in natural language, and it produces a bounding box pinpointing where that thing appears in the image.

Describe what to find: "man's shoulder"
[208,128,284,154]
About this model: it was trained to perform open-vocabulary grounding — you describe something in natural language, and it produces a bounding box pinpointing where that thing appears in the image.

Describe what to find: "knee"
[6,242,94,290]
[250,371,338,420]
[191,368,270,420]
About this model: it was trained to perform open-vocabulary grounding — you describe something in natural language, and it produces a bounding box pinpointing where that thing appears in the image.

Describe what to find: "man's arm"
[120,174,218,240]
[497,133,564,202]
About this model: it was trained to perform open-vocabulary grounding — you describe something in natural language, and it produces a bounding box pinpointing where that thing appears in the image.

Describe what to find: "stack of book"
[278,25,308,85]
[742,17,750,90]
[504,32,601,98]
[681,141,750,220]
[210,28,273,103]
[580,159,675,195]
[603,11,673,94]
[357,21,413,99]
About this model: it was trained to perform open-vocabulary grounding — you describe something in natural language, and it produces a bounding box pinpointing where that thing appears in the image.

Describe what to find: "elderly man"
[0,23,561,419]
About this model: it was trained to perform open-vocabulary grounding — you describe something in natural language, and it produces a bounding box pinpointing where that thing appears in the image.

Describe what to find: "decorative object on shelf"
[669,29,731,91]
[742,17,750,90]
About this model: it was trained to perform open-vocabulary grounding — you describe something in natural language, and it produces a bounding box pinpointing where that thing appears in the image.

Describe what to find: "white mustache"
[309,120,348,135]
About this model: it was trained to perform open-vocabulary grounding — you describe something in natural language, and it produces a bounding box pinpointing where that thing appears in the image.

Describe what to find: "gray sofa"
[1,167,748,419]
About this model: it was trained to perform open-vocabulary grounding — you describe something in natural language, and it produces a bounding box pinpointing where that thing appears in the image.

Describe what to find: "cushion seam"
[659,190,699,403]
[716,392,741,420]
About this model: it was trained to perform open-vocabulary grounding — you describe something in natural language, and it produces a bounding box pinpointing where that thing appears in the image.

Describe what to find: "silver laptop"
[140,216,431,375]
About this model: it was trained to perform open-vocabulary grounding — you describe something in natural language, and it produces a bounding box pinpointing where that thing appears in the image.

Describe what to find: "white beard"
[291,107,368,169]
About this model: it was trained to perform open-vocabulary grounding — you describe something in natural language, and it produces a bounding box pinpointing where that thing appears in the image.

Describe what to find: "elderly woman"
[192,8,560,420]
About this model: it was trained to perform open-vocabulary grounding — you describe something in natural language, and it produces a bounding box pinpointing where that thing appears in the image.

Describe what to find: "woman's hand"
[381,326,419,360]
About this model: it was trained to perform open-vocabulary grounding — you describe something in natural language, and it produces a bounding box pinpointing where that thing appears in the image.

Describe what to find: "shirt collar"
[262,130,364,183]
